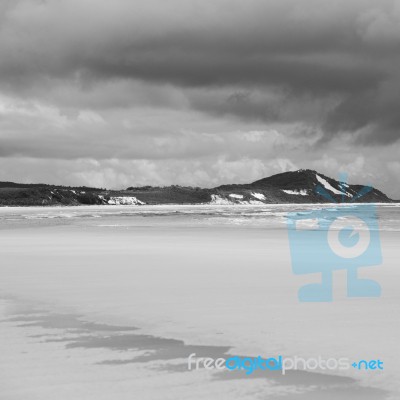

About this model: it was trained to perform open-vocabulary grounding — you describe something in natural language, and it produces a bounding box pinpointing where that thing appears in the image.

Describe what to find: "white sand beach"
[0,205,399,399]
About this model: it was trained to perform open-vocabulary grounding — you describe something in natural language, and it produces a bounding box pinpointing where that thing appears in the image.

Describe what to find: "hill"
[0,169,394,206]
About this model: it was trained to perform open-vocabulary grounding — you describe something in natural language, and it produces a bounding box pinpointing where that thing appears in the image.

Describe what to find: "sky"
[0,0,399,197]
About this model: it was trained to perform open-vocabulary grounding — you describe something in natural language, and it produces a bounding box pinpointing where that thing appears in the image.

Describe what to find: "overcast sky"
[0,0,399,197]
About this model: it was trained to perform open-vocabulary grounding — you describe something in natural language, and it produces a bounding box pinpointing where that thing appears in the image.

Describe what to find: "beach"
[0,204,399,399]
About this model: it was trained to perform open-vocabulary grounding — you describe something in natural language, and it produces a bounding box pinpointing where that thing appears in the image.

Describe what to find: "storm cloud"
[0,0,399,196]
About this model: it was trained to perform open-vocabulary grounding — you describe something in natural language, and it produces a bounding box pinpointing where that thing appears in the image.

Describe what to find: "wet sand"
[0,298,389,400]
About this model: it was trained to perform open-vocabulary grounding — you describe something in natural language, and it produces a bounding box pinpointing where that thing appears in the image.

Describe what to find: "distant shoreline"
[1,202,400,209]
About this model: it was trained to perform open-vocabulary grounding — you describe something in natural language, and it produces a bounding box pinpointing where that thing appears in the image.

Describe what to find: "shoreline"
[1,202,400,210]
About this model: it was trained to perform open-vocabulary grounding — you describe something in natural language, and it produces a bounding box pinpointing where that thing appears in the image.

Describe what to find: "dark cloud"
[0,0,399,143]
